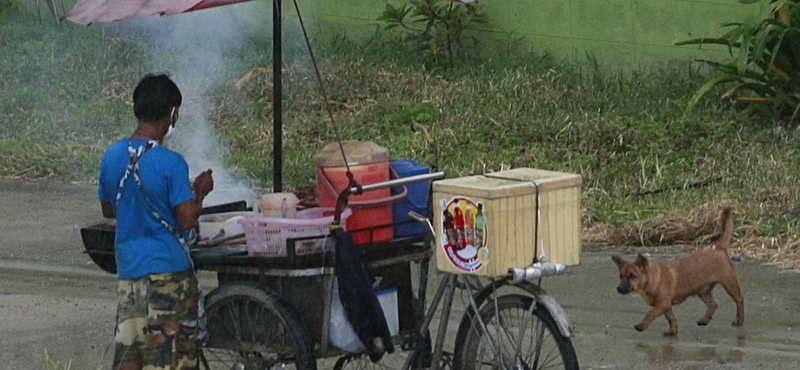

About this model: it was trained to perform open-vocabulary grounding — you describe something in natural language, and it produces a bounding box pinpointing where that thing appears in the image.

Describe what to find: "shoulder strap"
[116,139,197,270]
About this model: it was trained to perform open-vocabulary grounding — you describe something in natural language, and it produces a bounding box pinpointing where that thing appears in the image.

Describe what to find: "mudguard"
[526,283,574,337]
[454,279,574,342]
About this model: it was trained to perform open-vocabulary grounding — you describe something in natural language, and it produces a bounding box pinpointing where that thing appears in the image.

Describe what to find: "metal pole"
[272,0,283,192]
[431,274,457,370]
[401,272,452,370]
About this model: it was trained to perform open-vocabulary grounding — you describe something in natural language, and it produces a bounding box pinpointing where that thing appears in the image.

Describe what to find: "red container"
[314,141,405,245]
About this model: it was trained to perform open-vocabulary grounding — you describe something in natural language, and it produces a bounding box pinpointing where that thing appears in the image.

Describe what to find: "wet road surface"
[1,179,799,369]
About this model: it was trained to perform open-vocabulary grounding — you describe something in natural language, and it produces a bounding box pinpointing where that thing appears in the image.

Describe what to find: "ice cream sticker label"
[440,197,488,273]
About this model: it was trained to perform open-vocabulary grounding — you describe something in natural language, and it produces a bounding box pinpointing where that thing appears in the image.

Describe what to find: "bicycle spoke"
[459,295,575,370]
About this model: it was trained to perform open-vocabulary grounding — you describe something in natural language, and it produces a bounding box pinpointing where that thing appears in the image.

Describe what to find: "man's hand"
[192,169,214,201]
[176,169,214,231]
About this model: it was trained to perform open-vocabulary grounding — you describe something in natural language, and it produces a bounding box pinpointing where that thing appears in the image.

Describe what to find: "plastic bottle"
[464,202,475,246]
[454,201,466,250]
[442,200,458,246]
[475,203,485,249]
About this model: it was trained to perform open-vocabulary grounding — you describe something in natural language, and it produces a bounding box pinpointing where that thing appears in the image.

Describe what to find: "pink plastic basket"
[238,207,351,258]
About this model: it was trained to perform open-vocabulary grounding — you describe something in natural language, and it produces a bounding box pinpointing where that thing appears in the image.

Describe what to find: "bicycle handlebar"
[334,171,446,225]
[347,171,446,194]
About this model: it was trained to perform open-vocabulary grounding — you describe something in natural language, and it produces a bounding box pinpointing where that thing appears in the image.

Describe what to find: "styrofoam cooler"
[376,287,399,337]
[390,159,431,237]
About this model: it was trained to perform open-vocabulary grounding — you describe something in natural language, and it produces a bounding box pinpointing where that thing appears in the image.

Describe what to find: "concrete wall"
[297,0,761,64]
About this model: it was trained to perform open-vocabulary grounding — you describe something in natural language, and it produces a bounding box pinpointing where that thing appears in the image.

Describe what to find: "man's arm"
[101,202,114,218]
[175,169,213,231]
[175,198,203,231]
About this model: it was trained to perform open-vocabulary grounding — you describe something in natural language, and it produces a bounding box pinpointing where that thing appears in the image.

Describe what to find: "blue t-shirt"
[99,138,195,279]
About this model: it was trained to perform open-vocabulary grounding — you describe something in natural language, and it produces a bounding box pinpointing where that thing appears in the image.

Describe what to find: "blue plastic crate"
[390,159,431,237]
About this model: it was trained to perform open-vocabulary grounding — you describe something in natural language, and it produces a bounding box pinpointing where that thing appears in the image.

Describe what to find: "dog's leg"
[720,276,745,326]
[663,308,678,336]
[635,302,671,332]
[696,284,718,326]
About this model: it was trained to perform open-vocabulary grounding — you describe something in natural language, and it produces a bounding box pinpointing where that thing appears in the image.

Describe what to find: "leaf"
[674,37,733,46]
[751,22,781,66]
[767,64,791,80]
[686,75,741,111]
[735,26,754,74]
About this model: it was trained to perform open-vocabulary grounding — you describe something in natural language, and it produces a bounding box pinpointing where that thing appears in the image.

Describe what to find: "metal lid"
[313,141,390,167]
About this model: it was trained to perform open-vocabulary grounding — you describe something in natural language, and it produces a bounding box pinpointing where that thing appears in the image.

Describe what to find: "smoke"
[113,3,271,208]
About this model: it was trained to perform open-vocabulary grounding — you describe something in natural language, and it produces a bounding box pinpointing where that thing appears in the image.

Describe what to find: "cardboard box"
[432,168,582,276]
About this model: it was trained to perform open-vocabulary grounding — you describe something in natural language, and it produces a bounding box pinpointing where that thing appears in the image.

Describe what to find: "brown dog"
[611,206,744,336]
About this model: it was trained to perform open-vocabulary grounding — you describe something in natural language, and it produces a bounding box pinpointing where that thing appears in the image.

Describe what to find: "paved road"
[1,179,799,369]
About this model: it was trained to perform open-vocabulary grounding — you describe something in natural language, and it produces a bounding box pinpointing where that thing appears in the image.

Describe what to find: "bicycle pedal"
[400,331,421,351]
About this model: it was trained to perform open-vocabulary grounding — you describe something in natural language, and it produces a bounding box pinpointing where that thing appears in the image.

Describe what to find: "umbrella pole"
[272,0,283,193]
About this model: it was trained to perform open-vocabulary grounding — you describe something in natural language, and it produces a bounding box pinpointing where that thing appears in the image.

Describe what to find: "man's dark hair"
[133,73,182,123]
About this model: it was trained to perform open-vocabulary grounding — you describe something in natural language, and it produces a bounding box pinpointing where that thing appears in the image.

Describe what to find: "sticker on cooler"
[440,197,488,273]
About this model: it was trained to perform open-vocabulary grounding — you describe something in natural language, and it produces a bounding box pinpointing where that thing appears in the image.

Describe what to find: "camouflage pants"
[113,269,199,370]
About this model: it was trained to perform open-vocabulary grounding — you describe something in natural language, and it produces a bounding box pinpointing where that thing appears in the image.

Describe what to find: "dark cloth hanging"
[332,227,394,361]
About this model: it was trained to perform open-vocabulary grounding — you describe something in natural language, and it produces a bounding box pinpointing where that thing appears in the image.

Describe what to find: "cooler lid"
[432,168,581,199]
[485,168,582,191]
[313,141,390,167]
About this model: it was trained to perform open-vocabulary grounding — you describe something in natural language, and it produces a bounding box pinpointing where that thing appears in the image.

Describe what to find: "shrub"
[676,0,800,124]
[377,0,485,70]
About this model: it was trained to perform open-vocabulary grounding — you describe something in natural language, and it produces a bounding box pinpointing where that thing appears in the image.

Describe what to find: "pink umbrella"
[64,0,259,25]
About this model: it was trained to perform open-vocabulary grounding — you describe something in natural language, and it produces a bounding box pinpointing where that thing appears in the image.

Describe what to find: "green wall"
[297,0,761,64]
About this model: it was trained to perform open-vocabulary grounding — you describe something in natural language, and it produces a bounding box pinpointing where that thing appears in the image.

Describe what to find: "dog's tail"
[717,206,733,252]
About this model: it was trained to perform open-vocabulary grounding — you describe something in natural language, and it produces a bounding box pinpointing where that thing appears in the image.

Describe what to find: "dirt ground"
[2,179,800,370]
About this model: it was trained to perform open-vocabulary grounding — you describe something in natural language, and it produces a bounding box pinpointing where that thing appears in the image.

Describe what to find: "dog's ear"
[635,253,649,269]
[611,255,626,270]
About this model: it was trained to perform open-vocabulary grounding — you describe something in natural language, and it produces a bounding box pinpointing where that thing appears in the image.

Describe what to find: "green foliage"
[0,0,16,14]
[676,0,800,123]
[377,0,485,70]
[4,3,800,239]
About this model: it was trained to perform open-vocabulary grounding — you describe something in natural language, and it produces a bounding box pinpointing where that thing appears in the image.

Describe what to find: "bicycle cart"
[81,170,580,370]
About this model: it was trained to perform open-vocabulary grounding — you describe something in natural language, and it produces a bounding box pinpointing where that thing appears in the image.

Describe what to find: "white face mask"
[164,107,178,140]
[164,123,176,140]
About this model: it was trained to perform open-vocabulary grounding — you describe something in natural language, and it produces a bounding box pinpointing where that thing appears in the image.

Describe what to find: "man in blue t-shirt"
[99,73,213,370]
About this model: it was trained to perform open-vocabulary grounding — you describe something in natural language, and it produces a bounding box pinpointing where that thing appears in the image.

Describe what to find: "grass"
[44,347,106,370]
[43,349,72,370]
[4,2,800,255]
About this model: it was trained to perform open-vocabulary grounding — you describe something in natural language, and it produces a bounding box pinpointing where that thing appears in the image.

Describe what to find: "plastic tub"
[258,192,300,218]
[377,287,399,337]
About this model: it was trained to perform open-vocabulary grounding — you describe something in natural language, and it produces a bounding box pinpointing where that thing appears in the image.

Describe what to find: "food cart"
[80,166,582,370]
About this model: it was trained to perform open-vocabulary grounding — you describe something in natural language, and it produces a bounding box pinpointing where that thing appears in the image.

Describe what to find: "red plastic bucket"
[314,141,406,245]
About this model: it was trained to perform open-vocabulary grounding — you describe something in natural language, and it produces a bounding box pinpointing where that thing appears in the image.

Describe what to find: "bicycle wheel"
[453,294,578,370]
[201,282,317,370]
[332,330,439,370]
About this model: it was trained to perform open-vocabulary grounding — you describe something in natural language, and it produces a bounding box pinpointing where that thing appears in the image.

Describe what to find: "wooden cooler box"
[432,168,582,276]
